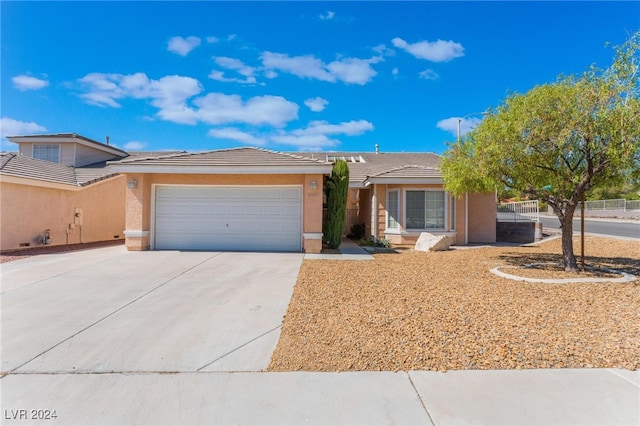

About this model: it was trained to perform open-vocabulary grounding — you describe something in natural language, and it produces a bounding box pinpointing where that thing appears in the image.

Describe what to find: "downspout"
[465,192,469,245]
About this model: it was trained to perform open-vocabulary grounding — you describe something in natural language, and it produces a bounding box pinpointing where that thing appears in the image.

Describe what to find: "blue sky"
[2,1,638,154]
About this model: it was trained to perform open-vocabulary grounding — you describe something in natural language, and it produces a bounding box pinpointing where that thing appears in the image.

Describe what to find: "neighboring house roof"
[109,147,333,174]
[6,133,129,158]
[126,151,187,159]
[297,151,443,187]
[0,153,119,187]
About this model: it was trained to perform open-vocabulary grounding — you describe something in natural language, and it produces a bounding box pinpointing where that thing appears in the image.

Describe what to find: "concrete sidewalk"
[1,369,638,425]
[304,237,374,260]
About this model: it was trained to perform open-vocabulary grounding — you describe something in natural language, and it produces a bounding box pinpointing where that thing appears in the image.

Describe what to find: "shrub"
[323,160,349,249]
[348,222,366,240]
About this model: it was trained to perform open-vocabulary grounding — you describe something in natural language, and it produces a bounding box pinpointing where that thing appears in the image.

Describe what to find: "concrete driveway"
[1,246,303,374]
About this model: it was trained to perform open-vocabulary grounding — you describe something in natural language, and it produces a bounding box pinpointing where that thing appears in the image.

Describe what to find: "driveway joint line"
[407,372,437,426]
[196,324,282,371]
[8,252,223,374]
[606,368,640,387]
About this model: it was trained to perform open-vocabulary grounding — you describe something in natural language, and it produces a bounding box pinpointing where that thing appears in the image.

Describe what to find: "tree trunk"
[559,212,578,272]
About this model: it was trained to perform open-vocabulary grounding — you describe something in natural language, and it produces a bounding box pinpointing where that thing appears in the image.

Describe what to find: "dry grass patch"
[269,236,640,372]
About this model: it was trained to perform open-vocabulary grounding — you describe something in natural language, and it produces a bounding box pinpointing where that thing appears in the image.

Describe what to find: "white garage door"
[154,186,302,252]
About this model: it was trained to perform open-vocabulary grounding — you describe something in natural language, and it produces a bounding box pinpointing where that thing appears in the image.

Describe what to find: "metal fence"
[497,200,539,222]
[584,198,640,211]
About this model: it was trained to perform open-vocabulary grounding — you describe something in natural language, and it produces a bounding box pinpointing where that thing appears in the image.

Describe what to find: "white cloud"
[123,141,146,150]
[78,72,203,125]
[0,117,46,138]
[272,119,374,151]
[271,133,338,151]
[327,57,380,85]
[167,36,201,56]
[419,69,439,80]
[373,44,395,56]
[195,93,298,127]
[436,116,483,137]
[304,97,329,112]
[206,36,219,43]
[392,37,464,62]
[227,34,237,41]
[209,56,258,84]
[78,72,300,128]
[12,75,49,91]
[208,127,266,146]
[261,52,333,82]
[392,67,399,76]
[294,119,374,136]
[261,51,381,85]
[319,11,335,20]
[264,69,278,79]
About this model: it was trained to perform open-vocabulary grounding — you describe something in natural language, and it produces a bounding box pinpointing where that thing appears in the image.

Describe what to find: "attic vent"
[327,155,366,163]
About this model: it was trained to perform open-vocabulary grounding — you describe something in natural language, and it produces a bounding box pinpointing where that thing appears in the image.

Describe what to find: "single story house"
[2,133,496,253]
[109,147,496,253]
[0,134,130,251]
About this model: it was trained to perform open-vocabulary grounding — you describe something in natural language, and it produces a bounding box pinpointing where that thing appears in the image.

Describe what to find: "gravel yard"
[269,236,640,372]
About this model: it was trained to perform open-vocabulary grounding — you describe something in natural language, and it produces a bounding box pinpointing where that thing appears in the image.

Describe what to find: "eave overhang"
[108,164,334,175]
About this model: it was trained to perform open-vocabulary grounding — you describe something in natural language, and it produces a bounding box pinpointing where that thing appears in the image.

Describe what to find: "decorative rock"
[414,232,451,252]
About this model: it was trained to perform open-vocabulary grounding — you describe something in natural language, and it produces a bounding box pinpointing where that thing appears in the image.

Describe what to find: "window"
[387,190,399,229]
[33,144,60,163]
[406,190,445,229]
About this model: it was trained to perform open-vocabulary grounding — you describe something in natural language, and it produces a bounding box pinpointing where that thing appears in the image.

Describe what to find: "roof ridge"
[115,146,329,165]
[0,152,17,170]
[370,164,436,176]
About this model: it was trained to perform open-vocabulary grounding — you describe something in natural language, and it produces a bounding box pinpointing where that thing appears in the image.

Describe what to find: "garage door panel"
[154,186,302,252]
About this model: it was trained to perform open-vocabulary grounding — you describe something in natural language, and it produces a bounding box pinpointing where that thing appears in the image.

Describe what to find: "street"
[540,215,640,239]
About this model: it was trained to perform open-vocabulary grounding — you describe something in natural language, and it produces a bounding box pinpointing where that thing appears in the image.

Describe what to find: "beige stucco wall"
[124,173,325,253]
[0,176,126,251]
[453,196,467,245]
[467,191,497,243]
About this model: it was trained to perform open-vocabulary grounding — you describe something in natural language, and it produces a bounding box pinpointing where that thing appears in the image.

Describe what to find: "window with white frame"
[406,190,445,229]
[387,190,399,229]
[33,144,60,163]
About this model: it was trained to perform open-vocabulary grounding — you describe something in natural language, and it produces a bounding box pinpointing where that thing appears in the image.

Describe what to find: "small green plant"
[377,237,391,248]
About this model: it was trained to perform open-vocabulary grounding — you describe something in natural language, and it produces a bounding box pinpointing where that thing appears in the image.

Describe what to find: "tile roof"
[296,151,442,184]
[0,153,119,187]
[369,165,442,179]
[111,147,331,168]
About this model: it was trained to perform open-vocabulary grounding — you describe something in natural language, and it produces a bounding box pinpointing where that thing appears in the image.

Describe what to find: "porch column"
[302,174,323,253]
[124,173,151,251]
